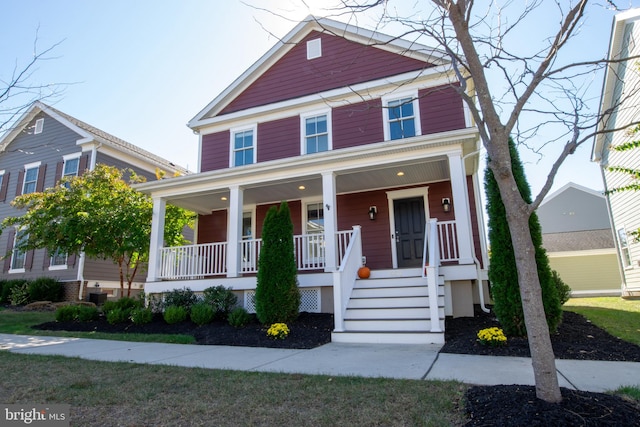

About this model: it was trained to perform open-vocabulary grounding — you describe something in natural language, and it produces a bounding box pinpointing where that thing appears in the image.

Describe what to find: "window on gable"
[384,94,421,141]
[303,113,330,154]
[34,118,44,134]
[307,38,322,60]
[232,129,255,167]
[10,230,28,271]
[22,164,40,194]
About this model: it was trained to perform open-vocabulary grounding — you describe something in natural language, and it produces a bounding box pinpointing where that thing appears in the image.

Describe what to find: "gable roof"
[539,182,604,207]
[188,15,450,130]
[0,101,189,175]
[593,8,640,163]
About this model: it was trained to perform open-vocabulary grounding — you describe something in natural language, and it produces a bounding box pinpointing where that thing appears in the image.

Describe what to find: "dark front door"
[394,197,426,268]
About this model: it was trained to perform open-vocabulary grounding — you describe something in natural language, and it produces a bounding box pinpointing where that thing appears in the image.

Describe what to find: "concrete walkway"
[1,333,639,393]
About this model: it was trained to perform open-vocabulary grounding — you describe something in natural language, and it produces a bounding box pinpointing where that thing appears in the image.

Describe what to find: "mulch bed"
[24,305,640,424]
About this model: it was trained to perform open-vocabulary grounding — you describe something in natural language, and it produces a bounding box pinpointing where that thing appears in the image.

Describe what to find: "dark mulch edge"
[441,307,640,362]
[464,385,640,426]
[32,311,334,350]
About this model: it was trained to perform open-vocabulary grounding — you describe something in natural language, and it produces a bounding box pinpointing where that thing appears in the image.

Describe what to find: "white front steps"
[332,275,445,345]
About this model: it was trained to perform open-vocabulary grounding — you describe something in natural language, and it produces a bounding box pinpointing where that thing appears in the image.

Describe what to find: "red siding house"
[136,17,489,344]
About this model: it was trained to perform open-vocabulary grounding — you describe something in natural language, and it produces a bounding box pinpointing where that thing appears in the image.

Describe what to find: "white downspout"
[78,142,101,300]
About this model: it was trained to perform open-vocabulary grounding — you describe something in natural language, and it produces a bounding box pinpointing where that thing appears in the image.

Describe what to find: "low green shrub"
[203,285,237,318]
[55,305,79,322]
[106,308,130,325]
[27,278,64,302]
[9,283,30,306]
[163,288,199,313]
[164,305,188,324]
[130,307,153,325]
[116,296,143,312]
[190,302,214,326]
[228,307,251,328]
[76,305,99,322]
[552,270,572,306]
[101,300,118,314]
[1,280,28,304]
[54,305,98,322]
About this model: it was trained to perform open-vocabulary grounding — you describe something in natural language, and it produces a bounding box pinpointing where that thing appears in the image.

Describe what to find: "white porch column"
[147,197,166,282]
[322,171,338,271]
[227,185,244,277]
[448,153,474,264]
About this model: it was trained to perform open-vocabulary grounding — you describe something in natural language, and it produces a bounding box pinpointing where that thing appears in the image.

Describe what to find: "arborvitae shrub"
[203,285,237,318]
[190,302,215,326]
[552,270,572,306]
[485,138,562,336]
[255,201,300,324]
[163,305,188,324]
[228,307,251,328]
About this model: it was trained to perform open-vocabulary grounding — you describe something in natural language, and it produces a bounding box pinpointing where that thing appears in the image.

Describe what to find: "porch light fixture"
[221,196,228,201]
[368,206,377,220]
[298,185,306,190]
[396,171,405,176]
[442,198,451,213]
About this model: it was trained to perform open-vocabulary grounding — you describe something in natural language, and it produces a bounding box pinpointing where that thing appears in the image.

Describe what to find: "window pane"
[316,116,327,133]
[402,118,416,137]
[307,203,324,233]
[317,134,328,152]
[306,119,316,136]
[390,122,403,140]
[401,101,414,117]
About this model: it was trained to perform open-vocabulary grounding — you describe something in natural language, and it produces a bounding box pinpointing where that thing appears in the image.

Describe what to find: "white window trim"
[617,226,633,269]
[300,109,332,155]
[229,125,257,167]
[49,249,69,270]
[307,38,322,60]
[303,199,325,265]
[382,90,421,141]
[62,152,82,179]
[9,229,28,273]
[34,118,44,134]
[22,161,41,194]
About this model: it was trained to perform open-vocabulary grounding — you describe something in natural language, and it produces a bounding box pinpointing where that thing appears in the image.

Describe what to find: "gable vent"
[34,118,44,134]
[307,38,322,60]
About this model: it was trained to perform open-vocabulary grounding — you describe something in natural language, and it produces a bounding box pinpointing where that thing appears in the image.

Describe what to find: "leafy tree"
[255,201,300,324]
[1,164,194,297]
[485,138,562,336]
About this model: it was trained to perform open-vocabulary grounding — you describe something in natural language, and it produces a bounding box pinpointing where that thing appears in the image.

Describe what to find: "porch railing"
[437,220,459,262]
[158,229,355,279]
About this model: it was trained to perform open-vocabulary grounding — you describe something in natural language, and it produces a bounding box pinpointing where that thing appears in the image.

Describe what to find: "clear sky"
[2,0,639,197]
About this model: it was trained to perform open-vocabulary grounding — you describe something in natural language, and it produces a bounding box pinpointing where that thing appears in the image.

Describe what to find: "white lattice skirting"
[244,288,321,313]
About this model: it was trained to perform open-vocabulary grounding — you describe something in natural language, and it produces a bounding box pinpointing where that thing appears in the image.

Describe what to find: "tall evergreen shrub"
[485,138,562,336]
[255,201,300,324]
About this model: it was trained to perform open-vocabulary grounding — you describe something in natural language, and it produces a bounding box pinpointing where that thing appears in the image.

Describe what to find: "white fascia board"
[135,127,478,198]
[95,143,164,175]
[540,182,605,207]
[37,102,95,141]
[193,66,456,134]
[189,16,450,128]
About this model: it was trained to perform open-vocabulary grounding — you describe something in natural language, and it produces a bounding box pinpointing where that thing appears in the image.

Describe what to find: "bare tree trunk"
[494,169,562,403]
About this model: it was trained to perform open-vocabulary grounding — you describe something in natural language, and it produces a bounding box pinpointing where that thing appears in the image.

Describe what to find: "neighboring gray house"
[537,182,621,296]
[593,8,640,298]
[0,101,189,300]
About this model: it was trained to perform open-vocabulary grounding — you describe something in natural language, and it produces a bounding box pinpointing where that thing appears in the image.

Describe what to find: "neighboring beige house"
[537,183,621,296]
[593,8,640,297]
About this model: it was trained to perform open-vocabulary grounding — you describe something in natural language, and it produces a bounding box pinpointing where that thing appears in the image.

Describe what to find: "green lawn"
[564,297,640,345]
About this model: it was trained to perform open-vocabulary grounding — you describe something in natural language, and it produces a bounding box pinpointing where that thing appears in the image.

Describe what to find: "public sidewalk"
[1,333,639,393]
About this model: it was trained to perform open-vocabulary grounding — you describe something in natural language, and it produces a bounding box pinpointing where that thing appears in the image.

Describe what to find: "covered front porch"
[136,128,486,343]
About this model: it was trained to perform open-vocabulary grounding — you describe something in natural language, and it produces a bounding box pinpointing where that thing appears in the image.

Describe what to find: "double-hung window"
[10,230,28,272]
[50,248,68,269]
[61,153,81,188]
[232,127,255,167]
[22,162,40,194]
[383,93,421,141]
[618,227,632,268]
[302,111,331,154]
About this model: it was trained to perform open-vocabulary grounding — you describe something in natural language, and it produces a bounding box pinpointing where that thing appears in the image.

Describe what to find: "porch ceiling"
[165,157,450,214]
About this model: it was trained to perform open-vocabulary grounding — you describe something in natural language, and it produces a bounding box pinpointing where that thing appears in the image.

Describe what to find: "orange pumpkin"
[358,266,371,279]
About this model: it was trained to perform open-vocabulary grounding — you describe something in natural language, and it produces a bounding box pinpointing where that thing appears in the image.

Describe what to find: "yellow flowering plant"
[477,327,507,347]
[266,323,290,340]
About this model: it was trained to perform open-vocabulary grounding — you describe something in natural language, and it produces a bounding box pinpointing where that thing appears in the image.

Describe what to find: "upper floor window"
[61,153,81,188]
[383,93,421,141]
[22,162,41,194]
[302,111,331,154]
[231,127,255,167]
[34,118,44,134]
